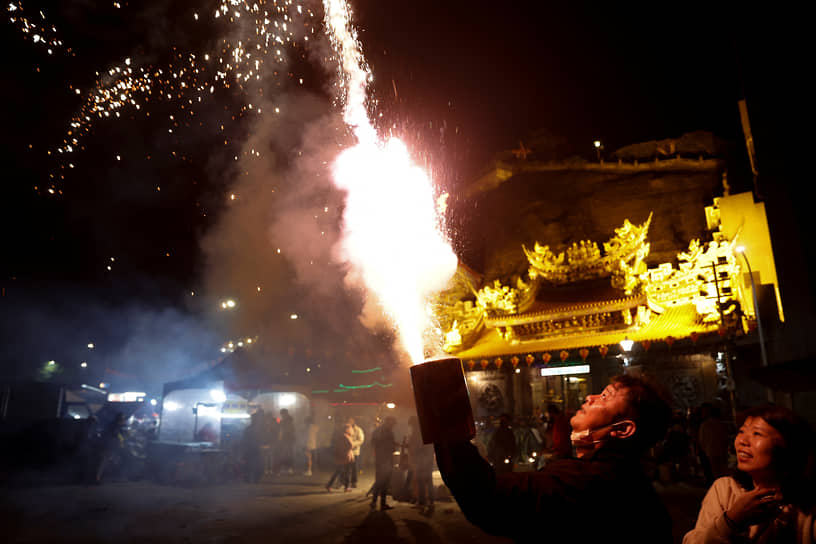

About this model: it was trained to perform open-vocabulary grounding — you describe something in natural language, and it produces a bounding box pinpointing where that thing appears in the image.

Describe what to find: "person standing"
[326,422,353,492]
[487,413,517,474]
[407,416,436,513]
[277,408,295,475]
[683,404,815,543]
[347,417,365,488]
[547,404,573,460]
[242,410,265,483]
[304,416,319,477]
[370,416,398,511]
[697,403,732,484]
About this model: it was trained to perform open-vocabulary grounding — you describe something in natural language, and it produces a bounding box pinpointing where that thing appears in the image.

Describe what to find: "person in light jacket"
[683,404,815,543]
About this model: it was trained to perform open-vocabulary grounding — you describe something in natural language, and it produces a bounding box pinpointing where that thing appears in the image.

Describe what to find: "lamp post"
[593,140,603,162]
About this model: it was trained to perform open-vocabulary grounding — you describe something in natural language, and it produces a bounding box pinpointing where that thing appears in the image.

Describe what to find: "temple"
[435,135,782,420]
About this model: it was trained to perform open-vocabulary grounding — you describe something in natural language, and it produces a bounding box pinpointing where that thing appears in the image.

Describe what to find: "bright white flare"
[323,0,457,363]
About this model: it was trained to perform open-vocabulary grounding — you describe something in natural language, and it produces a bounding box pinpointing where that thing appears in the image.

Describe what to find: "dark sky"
[0,1,796,389]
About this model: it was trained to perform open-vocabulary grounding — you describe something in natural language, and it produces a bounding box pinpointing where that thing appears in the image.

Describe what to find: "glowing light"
[47,360,55,366]
[619,337,634,353]
[87,343,94,349]
[385,402,396,409]
[540,365,591,377]
[150,398,157,406]
[80,361,87,368]
[324,0,457,363]
[279,394,296,406]
[163,400,179,411]
[290,314,298,320]
[210,389,227,403]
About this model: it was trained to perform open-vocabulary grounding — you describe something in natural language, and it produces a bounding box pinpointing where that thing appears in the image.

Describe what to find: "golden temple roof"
[455,303,713,359]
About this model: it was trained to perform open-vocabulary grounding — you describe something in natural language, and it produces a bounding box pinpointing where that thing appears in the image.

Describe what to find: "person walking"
[370,416,398,511]
[683,404,815,543]
[433,374,674,543]
[326,422,354,492]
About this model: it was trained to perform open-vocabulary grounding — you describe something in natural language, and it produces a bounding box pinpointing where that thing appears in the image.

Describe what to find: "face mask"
[570,420,634,445]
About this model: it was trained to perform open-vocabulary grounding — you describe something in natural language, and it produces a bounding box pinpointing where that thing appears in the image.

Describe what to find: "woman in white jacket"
[683,404,815,543]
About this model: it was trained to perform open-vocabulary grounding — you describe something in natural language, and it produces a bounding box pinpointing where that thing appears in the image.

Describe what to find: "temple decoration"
[524,214,652,287]
[437,198,753,361]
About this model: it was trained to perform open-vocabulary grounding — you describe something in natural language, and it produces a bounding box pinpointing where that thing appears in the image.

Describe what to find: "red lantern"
[541,352,551,365]
[467,359,476,371]
[642,339,651,352]
[690,332,699,343]
[495,357,503,369]
[526,354,536,366]
[665,336,675,348]
[560,350,569,362]
[599,345,609,358]
[480,359,489,369]
[510,356,519,368]
[579,348,589,360]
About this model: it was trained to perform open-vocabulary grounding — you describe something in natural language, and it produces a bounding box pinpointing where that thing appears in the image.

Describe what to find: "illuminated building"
[436,140,782,418]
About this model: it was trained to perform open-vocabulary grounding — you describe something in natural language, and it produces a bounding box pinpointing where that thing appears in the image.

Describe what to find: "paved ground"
[1,471,706,543]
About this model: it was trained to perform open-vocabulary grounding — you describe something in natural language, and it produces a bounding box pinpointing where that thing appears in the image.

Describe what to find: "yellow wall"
[717,192,784,322]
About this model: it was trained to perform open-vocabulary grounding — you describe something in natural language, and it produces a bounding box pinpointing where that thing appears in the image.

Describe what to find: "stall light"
[220,413,251,419]
[164,400,180,411]
[150,398,157,406]
[385,402,396,409]
[540,365,590,377]
[515,368,521,374]
[279,393,296,406]
[210,389,227,403]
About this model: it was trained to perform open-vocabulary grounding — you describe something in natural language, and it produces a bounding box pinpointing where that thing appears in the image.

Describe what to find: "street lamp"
[593,140,603,162]
[735,246,769,369]
[619,337,634,367]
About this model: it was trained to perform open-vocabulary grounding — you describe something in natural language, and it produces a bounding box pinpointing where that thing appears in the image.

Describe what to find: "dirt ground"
[1,470,706,543]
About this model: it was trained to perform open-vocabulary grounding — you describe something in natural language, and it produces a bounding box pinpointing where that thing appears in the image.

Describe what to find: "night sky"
[0,1,798,391]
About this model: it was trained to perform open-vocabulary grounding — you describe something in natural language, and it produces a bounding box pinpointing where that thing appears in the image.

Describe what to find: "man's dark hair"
[611,374,672,453]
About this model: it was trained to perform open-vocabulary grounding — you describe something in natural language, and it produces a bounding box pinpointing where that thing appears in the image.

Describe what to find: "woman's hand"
[726,487,783,528]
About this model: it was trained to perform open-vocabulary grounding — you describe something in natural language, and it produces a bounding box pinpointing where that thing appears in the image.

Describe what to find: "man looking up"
[434,374,674,543]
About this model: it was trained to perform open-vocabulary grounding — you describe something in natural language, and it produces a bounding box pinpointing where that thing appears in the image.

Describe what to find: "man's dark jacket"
[435,441,672,543]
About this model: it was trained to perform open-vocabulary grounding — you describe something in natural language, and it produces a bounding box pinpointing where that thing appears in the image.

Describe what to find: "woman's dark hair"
[733,404,815,510]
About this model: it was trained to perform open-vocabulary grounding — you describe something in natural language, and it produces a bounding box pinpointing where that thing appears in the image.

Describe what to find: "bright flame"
[323,0,457,363]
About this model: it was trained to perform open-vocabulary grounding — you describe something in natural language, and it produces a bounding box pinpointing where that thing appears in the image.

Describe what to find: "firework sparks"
[323,0,458,363]
[24,0,319,194]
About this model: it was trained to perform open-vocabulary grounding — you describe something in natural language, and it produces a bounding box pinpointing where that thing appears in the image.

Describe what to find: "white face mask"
[570,420,634,445]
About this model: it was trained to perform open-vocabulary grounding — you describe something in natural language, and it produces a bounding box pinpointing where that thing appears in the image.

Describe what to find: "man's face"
[347,417,355,426]
[570,383,630,433]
